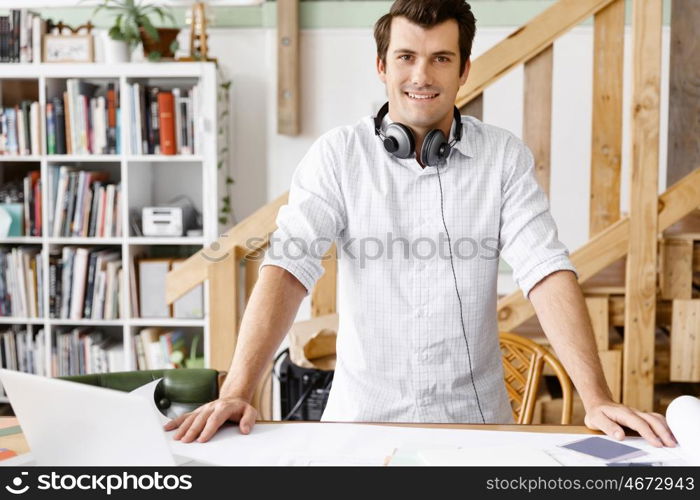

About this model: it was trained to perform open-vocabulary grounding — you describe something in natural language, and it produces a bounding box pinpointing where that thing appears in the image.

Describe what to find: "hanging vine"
[216,65,237,227]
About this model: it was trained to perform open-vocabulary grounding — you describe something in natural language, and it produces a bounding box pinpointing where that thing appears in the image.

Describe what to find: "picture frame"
[43,34,94,63]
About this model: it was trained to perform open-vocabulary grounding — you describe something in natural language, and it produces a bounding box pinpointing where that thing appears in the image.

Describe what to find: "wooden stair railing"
[455,0,618,109]
[497,168,700,332]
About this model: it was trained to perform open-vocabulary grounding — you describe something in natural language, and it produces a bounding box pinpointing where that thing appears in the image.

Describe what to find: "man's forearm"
[219,264,308,402]
[528,270,614,410]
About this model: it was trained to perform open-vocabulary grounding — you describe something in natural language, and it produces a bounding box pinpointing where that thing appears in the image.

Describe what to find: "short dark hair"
[374,0,477,74]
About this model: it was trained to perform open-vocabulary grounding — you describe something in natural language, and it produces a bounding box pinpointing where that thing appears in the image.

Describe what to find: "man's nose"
[410,59,433,88]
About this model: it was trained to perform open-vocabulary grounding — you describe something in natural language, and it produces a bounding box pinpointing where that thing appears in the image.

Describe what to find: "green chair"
[60,369,220,417]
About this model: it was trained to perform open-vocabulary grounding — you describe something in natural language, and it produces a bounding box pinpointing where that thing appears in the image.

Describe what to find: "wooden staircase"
[165,0,700,421]
[515,211,700,423]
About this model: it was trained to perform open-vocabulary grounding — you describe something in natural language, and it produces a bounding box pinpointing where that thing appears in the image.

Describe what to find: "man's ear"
[376,55,387,84]
[459,58,471,86]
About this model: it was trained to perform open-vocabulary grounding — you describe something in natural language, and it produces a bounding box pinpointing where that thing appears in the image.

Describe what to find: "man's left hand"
[583,400,678,448]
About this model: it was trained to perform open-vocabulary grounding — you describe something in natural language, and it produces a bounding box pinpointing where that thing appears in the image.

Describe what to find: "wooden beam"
[166,192,288,304]
[523,44,553,195]
[460,92,483,121]
[207,253,239,372]
[667,0,700,186]
[590,0,624,236]
[670,299,700,381]
[622,0,663,411]
[659,239,694,300]
[455,0,617,108]
[278,0,300,135]
[311,244,337,317]
[497,167,700,332]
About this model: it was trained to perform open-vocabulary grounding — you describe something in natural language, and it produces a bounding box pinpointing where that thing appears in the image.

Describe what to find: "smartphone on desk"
[558,436,647,462]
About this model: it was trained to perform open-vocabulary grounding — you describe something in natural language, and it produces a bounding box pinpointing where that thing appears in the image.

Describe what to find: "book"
[106,83,117,154]
[45,101,55,154]
[69,247,90,320]
[148,87,160,154]
[157,91,176,155]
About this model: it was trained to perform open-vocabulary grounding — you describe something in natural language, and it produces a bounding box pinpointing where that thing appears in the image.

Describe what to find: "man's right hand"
[163,397,258,443]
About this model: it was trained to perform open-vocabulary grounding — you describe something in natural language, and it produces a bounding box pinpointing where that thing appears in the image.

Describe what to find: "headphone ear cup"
[384,123,415,159]
[421,129,448,166]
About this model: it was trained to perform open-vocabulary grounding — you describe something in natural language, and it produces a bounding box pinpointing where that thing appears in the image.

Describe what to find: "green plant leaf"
[108,25,125,41]
[226,177,234,185]
[139,15,159,41]
[218,216,228,225]
[148,51,162,62]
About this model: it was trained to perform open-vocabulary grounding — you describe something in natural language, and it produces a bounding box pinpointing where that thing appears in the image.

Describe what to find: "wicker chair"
[499,331,574,424]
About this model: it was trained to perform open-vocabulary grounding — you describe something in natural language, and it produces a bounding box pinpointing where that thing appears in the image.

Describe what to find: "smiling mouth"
[404,92,439,101]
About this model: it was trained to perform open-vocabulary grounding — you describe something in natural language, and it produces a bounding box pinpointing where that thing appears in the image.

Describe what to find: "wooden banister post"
[524,44,553,196]
[278,0,300,135]
[590,0,624,236]
[667,0,700,186]
[622,0,663,411]
[207,249,240,372]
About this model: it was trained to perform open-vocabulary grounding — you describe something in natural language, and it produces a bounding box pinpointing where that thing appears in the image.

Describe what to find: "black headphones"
[373,102,463,167]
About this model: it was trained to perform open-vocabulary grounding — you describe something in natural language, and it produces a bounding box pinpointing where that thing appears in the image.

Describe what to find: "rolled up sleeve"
[498,136,578,299]
[259,130,346,294]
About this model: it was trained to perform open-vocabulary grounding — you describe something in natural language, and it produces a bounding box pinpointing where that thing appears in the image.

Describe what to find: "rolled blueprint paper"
[666,395,700,466]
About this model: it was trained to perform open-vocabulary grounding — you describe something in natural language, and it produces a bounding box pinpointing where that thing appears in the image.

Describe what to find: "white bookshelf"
[0,63,219,400]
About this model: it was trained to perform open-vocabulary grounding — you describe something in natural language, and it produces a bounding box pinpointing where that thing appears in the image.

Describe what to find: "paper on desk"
[418,446,561,466]
[165,422,689,467]
[129,378,170,426]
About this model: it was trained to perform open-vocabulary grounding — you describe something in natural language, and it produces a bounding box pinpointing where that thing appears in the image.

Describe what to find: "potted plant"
[92,0,180,62]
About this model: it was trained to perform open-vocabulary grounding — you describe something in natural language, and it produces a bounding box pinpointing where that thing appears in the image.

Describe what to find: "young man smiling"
[166,0,677,449]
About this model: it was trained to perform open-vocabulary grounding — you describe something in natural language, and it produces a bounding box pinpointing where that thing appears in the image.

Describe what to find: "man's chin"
[399,110,448,130]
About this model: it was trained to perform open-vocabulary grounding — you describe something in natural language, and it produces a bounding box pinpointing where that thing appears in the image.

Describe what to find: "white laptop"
[0,369,209,466]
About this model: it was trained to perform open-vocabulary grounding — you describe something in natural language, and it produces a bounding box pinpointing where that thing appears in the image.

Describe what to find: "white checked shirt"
[260,113,578,424]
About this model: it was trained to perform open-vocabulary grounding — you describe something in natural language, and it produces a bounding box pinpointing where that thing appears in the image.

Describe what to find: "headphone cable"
[435,162,487,425]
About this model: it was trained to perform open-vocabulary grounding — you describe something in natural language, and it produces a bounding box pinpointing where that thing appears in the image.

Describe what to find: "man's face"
[377,16,470,132]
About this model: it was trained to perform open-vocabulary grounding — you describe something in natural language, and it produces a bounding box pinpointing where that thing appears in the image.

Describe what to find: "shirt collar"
[379,113,473,159]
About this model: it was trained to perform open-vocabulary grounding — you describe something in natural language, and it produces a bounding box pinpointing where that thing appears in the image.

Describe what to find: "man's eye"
[436,56,449,63]
[399,55,412,61]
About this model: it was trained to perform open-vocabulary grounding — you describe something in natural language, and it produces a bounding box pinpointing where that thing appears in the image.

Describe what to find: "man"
[166,0,677,448]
